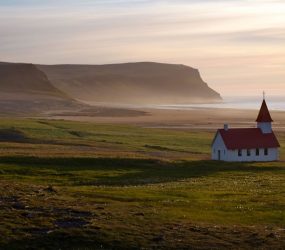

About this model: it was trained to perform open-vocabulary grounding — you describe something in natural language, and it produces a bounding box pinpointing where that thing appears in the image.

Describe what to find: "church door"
[218,150,221,160]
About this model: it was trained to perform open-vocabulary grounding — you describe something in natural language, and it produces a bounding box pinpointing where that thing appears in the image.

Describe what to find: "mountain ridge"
[0,61,222,115]
[38,62,222,105]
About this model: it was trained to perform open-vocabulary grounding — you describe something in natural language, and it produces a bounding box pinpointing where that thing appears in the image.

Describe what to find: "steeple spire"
[256,99,273,122]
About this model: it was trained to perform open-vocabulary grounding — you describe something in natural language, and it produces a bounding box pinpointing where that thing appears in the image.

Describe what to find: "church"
[211,98,280,162]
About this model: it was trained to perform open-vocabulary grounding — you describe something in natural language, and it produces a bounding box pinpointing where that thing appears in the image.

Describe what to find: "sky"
[0,0,284,96]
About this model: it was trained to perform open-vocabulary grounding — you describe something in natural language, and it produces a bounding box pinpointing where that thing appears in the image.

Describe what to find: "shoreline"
[82,95,285,112]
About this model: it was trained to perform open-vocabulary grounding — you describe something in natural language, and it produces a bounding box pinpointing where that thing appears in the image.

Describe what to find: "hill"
[39,62,222,105]
[0,62,64,95]
[0,62,82,115]
[0,62,148,117]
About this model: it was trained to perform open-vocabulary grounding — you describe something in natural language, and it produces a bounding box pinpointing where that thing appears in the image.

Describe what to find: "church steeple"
[256,95,273,133]
[256,99,273,123]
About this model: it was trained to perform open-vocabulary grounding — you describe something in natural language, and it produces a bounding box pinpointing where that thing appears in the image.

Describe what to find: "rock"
[96,206,105,210]
[266,233,276,238]
[21,212,34,218]
[44,185,57,193]
[134,212,145,216]
[12,202,25,210]
[153,235,164,242]
[24,227,51,235]
[55,218,88,228]
[189,226,202,232]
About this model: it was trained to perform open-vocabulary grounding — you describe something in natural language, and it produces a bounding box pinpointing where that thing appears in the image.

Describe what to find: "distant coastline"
[84,96,285,112]
[156,96,285,111]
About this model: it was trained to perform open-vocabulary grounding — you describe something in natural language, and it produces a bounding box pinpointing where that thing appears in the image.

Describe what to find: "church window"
[247,149,251,156]
[264,148,268,156]
[256,148,259,156]
[238,149,242,157]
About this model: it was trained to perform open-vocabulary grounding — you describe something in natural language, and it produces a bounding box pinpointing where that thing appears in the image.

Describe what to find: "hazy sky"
[0,0,284,96]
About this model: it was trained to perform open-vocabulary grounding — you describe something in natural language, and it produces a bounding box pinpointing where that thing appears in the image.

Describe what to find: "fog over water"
[159,96,285,111]
[86,96,285,111]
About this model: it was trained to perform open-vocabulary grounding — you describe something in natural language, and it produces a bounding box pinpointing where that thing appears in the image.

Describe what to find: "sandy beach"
[48,106,285,131]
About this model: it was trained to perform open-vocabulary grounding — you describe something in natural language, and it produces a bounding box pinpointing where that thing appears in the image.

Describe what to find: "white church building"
[212,99,280,162]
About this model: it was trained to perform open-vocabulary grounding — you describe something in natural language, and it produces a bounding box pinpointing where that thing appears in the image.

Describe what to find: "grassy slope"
[0,119,285,249]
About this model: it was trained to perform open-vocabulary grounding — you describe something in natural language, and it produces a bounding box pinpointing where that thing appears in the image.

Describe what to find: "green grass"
[0,118,285,249]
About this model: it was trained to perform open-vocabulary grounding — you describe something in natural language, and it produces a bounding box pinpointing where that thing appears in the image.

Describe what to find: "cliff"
[39,62,222,105]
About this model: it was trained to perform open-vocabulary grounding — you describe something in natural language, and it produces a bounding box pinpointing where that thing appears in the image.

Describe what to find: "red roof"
[256,100,273,122]
[216,128,280,150]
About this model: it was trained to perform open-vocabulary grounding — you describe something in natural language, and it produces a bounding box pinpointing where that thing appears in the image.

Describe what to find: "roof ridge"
[218,127,280,149]
[218,128,261,131]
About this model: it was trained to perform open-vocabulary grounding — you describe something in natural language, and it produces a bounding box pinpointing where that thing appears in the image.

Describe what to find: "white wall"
[212,132,279,162]
[211,132,227,161]
[257,122,272,134]
[223,148,279,162]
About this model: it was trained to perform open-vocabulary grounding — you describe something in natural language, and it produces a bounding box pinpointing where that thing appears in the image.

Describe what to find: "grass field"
[0,119,285,249]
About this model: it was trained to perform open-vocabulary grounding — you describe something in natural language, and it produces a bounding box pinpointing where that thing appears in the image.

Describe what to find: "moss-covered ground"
[0,119,285,249]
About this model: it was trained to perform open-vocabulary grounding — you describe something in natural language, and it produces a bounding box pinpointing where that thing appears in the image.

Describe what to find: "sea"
[158,96,285,111]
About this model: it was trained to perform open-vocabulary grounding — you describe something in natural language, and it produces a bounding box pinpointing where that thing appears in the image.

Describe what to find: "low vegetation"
[0,119,285,249]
